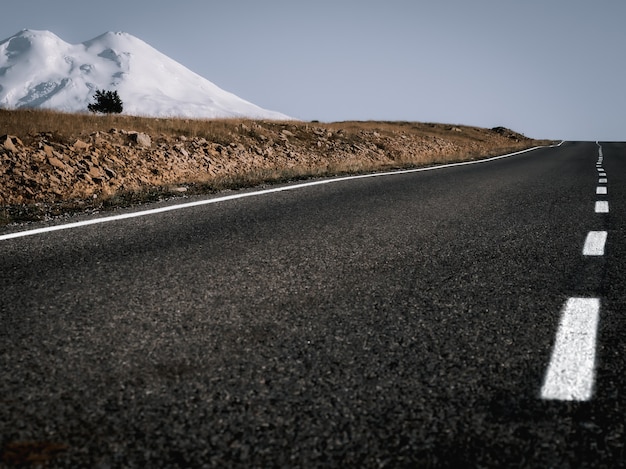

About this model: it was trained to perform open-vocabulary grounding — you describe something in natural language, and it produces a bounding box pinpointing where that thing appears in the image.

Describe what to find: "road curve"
[2,141,626,467]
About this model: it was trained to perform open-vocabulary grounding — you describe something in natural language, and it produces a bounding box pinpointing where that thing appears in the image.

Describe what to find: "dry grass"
[0,108,271,145]
[0,109,537,148]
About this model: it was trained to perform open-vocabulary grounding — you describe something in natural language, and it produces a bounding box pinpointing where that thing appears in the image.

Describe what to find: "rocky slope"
[0,119,549,222]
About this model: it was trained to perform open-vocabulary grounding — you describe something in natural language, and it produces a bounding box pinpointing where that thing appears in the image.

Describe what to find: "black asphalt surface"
[2,141,626,467]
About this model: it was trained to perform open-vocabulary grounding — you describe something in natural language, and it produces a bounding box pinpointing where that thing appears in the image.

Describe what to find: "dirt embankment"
[0,116,551,222]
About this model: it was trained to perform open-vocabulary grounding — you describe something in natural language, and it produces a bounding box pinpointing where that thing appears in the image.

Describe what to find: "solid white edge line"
[595,201,609,213]
[583,231,608,256]
[0,143,561,241]
[541,297,600,401]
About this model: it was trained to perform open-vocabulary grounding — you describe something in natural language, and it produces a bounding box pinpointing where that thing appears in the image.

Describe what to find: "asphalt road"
[2,141,625,467]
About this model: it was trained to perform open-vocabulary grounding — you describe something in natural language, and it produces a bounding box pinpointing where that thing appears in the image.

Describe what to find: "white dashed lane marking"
[583,231,608,256]
[542,146,607,401]
[595,201,609,213]
[541,298,601,401]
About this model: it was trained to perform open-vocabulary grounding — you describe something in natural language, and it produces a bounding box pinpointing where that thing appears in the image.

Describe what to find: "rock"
[88,166,103,179]
[41,144,54,157]
[48,156,66,170]
[176,146,189,158]
[73,139,90,151]
[129,132,152,148]
[1,135,19,153]
[2,139,16,153]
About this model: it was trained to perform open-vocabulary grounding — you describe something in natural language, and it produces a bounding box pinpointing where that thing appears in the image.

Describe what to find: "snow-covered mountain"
[0,29,290,119]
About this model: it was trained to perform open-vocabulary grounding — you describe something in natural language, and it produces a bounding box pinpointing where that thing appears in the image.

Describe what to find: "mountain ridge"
[0,29,290,120]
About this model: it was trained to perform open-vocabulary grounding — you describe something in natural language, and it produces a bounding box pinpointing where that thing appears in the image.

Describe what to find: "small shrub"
[88,89,123,114]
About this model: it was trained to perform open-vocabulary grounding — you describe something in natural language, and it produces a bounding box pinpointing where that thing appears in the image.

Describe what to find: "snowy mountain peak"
[1,29,67,60]
[82,31,148,51]
[0,30,291,120]
[4,28,64,43]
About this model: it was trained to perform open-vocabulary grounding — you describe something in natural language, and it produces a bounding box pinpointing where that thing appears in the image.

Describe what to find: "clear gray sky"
[2,0,625,141]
